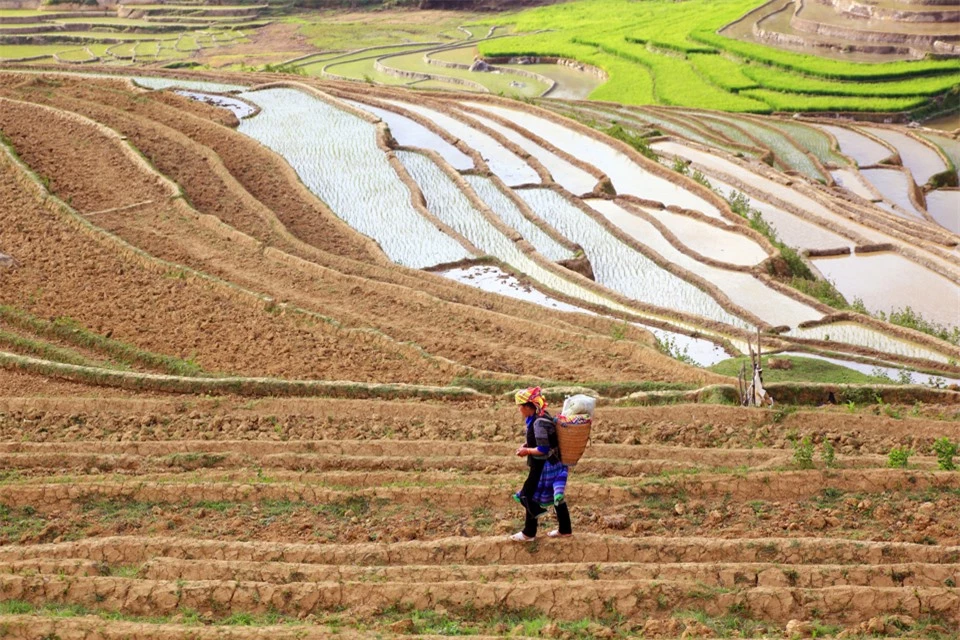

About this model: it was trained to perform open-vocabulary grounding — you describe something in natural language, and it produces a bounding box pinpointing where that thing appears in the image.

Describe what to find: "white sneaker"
[547,530,572,538]
[509,532,535,542]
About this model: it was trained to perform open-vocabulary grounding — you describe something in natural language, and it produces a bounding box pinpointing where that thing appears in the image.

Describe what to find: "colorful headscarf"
[514,386,548,415]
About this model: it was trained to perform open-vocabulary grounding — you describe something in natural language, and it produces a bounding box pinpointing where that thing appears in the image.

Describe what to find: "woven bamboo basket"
[556,419,592,466]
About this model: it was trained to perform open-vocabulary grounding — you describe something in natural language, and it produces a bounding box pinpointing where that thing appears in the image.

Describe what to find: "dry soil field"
[0,67,958,639]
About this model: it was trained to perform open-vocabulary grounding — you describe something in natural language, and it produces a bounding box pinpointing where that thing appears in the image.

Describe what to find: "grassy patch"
[709,355,894,384]
[0,504,48,541]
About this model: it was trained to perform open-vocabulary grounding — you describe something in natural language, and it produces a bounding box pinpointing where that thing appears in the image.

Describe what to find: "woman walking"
[510,387,573,542]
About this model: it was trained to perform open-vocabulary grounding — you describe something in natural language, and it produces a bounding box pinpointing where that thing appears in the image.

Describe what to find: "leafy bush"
[932,437,957,471]
[876,306,960,346]
[887,446,912,469]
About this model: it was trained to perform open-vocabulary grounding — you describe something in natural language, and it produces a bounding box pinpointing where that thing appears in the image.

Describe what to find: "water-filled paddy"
[830,169,879,202]
[707,114,824,180]
[236,88,471,268]
[518,189,751,328]
[507,62,605,100]
[591,199,823,328]
[175,90,256,119]
[466,102,722,217]
[464,175,574,262]
[638,207,769,267]
[812,251,960,329]
[709,176,850,251]
[133,76,248,92]
[387,100,540,185]
[345,99,473,171]
[652,140,890,244]
[443,265,730,365]
[865,128,947,187]
[456,108,598,194]
[788,322,953,364]
[925,190,960,234]
[778,352,960,387]
[395,152,643,316]
[817,125,893,167]
[441,264,588,313]
[859,168,925,220]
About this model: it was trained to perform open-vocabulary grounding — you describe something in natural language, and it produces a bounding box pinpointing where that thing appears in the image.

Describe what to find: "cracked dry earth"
[0,397,958,639]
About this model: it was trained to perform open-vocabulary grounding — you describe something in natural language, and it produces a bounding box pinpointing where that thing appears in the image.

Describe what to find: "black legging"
[520,457,572,538]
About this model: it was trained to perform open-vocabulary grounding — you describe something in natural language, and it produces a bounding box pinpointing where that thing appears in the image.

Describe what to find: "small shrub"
[793,436,815,470]
[932,437,957,471]
[888,446,912,469]
[671,157,689,175]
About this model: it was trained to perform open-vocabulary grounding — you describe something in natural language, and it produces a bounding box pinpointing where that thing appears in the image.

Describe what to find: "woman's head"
[518,402,537,418]
[515,387,547,417]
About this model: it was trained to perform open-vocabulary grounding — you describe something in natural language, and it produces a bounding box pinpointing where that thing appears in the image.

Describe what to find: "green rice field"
[477,0,960,112]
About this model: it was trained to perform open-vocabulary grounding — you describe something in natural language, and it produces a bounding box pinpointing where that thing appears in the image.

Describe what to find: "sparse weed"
[820,441,836,468]
[792,436,815,470]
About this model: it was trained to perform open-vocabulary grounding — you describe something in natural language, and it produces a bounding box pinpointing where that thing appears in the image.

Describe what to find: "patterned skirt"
[515,460,569,507]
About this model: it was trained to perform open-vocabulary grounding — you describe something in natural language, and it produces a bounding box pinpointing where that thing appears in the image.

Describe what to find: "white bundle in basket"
[561,394,596,419]
[557,394,596,466]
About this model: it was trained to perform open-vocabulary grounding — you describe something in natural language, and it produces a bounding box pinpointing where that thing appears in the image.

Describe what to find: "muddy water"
[510,63,605,100]
[859,168,925,219]
[922,113,960,133]
[386,100,540,186]
[653,140,889,245]
[236,87,470,269]
[925,190,960,234]
[831,169,879,201]
[865,128,947,186]
[816,125,893,167]
[637,206,769,267]
[466,103,722,217]
[456,108,598,194]
[812,251,960,328]
[344,99,473,171]
[589,199,824,328]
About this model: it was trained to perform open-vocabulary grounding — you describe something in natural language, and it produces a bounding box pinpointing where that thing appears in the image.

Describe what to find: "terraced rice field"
[0,68,959,638]
[0,1,259,67]
[473,0,959,112]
